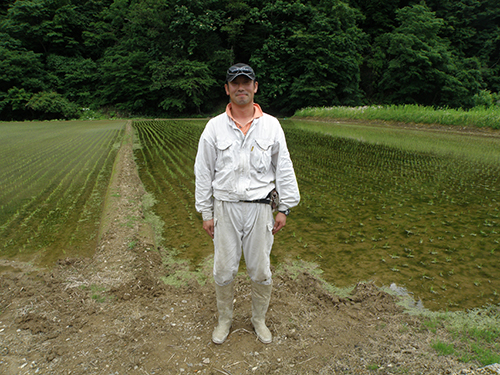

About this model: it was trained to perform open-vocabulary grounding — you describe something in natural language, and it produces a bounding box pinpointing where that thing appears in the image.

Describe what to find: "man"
[194,63,300,344]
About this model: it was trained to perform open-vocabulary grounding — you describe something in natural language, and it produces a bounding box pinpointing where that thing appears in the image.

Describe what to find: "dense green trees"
[370,3,482,107]
[0,0,498,120]
[358,0,498,108]
[250,1,366,113]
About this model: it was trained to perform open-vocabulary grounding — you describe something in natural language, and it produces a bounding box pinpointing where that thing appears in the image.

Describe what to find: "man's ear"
[254,81,258,93]
[224,83,229,96]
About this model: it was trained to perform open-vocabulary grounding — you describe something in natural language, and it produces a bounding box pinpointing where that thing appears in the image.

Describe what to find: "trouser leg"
[212,200,274,344]
[242,202,274,285]
[213,200,243,286]
[244,203,274,343]
[213,200,273,285]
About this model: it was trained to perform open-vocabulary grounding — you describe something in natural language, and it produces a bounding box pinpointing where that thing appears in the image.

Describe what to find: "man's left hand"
[273,212,287,234]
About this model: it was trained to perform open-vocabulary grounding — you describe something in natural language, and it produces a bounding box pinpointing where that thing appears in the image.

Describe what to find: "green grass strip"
[293,105,500,130]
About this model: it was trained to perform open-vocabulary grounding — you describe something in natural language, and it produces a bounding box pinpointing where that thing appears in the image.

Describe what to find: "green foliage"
[250,0,367,114]
[0,34,46,120]
[45,54,99,105]
[96,50,153,114]
[150,58,218,114]
[349,0,404,35]
[0,87,32,120]
[424,0,500,93]
[472,90,500,108]
[2,0,85,56]
[1,0,499,118]
[26,91,80,119]
[370,3,482,108]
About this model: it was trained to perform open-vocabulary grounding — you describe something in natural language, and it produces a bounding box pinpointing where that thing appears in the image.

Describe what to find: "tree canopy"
[0,0,498,120]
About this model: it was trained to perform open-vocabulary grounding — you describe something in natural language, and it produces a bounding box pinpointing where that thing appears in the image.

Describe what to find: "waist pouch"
[241,189,279,212]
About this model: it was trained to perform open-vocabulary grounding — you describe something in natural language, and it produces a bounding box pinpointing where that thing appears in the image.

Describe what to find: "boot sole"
[257,335,272,344]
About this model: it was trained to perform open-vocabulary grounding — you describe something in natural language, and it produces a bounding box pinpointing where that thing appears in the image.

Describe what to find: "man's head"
[226,63,256,83]
[225,63,258,107]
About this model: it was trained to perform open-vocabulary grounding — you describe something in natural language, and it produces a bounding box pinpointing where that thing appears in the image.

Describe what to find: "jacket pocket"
[250,139,273,173]
[215,140,233,171]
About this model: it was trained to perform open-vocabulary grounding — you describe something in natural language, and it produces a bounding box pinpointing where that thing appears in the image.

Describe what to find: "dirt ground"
[0,122,485,375]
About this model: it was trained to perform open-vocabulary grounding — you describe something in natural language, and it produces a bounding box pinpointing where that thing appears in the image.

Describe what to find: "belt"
[241,190,273,204]
[241,198,271,204]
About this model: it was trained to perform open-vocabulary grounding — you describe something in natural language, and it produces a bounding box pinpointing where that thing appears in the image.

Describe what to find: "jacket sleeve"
[194,126,216,221]
[272,124,300,211]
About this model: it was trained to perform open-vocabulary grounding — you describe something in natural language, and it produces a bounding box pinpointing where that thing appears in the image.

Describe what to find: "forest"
[1,0,499,120]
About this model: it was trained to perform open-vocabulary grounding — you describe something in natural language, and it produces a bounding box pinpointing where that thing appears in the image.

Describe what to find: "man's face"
[225,75,258,106]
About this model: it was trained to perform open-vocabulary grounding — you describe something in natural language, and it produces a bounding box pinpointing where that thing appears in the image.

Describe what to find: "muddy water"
[137,119,500,311]
[273,119,500,311]
[3,119,497,311]
[0,120,124,268]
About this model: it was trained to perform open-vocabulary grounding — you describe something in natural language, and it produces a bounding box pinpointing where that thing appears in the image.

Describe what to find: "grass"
[2,117,497,369]
[431,339,456,356]
[79,284,108,303]
[159,246,209,287]
[293,104,500,129]
[412,305,500,367]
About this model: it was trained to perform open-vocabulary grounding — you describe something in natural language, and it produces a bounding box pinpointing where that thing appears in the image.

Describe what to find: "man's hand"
[273,212,287,234]
[203,219,214,239]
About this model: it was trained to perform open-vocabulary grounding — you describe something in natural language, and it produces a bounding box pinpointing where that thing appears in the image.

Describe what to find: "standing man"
[194,63,300,344]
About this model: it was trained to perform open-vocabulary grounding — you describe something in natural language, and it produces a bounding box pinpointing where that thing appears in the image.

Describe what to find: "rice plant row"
[280,124,500,311]
[133,120,207,265]
[0,121,125,265]
[133,119,499,311]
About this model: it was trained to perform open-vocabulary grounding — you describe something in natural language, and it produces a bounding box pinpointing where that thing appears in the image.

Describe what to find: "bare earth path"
[0,122,484,374]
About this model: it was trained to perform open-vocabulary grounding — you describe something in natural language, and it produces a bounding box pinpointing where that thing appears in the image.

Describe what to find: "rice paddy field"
[133,118,500,311]
[1,117,499,311]
[0,120,125,266]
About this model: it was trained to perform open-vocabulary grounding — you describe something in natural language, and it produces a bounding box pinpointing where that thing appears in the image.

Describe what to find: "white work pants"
[213,199,274,286]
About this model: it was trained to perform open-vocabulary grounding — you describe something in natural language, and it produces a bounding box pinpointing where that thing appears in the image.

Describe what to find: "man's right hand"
[203,219,214,239]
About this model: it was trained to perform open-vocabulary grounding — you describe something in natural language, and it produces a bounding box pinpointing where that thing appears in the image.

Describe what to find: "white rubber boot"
[250,281,273,344]
[212,281,234,344]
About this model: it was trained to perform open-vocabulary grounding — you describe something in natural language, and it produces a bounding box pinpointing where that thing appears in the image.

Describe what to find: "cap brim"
[226,73,255,82]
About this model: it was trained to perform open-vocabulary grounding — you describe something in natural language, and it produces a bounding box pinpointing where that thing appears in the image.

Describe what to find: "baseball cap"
[226,63,256,82]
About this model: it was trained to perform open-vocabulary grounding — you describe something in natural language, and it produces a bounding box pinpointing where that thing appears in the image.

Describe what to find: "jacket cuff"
[202,211,214,221]
[278,204,288,212]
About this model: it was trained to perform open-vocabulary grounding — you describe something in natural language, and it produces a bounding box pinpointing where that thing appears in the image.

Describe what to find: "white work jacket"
[194,111,300,221]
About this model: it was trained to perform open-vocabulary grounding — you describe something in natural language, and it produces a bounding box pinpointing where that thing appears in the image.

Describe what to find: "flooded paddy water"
[277,119,500,311]
[0,120,124,266]
[134,118,500,312]
[2,119,498,312]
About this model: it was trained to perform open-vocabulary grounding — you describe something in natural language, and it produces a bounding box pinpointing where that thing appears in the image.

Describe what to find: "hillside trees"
[249,0,366,114]
[0,0,111,120]
[424,0,500,94]
[0,33,45,119]
[369,3,482,107]
[0,0,499,120]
